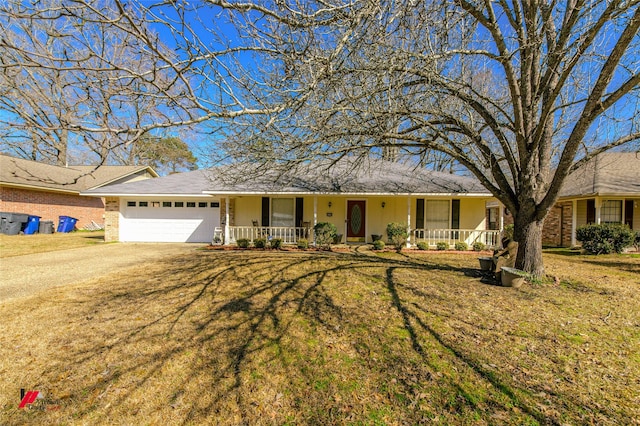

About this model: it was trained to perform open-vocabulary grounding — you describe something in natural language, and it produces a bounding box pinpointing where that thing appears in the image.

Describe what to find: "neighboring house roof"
[0,154,159,194]
[559,152,640,198]
[83,158,491,197]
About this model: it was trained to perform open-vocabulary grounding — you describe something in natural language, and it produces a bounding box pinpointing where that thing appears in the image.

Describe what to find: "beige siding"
[459,198,490,230]
[632,198,640,231]
[576,199,588,228]
[234,197,262,226]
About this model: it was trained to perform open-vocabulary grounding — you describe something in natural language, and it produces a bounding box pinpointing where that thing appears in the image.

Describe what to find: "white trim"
[82,192,213,197]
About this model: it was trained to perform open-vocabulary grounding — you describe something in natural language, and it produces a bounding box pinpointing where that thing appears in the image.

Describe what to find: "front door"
[347,200,366,242]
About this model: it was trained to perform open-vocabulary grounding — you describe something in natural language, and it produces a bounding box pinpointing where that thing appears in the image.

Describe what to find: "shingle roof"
[559,152,640,198]
[83,158,491,196]
[0,154,158,193]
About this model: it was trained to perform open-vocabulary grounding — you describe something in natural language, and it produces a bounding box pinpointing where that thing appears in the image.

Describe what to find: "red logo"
[19,390,40,408]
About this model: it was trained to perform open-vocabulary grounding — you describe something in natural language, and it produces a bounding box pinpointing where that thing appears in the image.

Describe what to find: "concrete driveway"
[0,243,198,303]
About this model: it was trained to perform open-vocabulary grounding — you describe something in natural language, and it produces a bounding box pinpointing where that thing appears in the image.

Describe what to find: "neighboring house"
[82,159,505,245]
[541,152,640,247]
[0,154,158,229]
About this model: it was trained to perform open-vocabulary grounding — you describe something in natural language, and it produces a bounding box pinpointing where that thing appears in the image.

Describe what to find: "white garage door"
[120,200,220,243]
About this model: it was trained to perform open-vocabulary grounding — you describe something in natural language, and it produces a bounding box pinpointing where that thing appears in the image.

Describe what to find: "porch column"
[595,197,602,225]
[406,197,411,247]
[313,196,317,226]
[224,196,230,244]
[571,199,577,247]
[499,203,504,231]
[313,196,317,246]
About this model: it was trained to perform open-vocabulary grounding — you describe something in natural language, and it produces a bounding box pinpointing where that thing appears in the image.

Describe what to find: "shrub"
[436,242,448,251]
[270,238,283,249]
[576,223,635,254]
[372,239,385,250]
[236,238,250,249]
[472,241,486,251]
[454,241,468,251]
[386,222,409,251]
[417,241,429,250]
[253,237,267,248]
[314,222,337,249]
[297,238,309,249]
[503,224,514,240]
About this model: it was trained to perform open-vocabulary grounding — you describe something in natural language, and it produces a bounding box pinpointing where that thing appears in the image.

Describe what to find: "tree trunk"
[513,212,545,278]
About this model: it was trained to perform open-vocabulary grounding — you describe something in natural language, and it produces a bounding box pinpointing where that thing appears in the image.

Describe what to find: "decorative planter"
[333,234,343,244]
[478,257,493,271]
[500,267,526,288]
[371,234,382,242]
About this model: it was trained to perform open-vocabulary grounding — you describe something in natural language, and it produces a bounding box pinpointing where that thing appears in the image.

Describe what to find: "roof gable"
[560,152,640,198]
[0,154,158,194]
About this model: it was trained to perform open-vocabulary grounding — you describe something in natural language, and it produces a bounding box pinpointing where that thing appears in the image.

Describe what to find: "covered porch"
[215,194,503,248]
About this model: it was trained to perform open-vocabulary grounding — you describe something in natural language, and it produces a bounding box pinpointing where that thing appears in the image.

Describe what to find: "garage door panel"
[120,203,220,243]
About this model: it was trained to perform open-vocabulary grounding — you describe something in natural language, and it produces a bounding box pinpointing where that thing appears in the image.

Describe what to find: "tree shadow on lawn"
[16,250,627,424]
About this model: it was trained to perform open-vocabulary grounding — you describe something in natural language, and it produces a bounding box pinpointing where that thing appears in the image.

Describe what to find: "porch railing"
[413,229,500,248]
[229,226,312,245]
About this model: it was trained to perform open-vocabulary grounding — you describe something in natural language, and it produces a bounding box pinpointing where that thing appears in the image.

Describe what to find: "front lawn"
[0,231,105,258]
[0,249,637,424]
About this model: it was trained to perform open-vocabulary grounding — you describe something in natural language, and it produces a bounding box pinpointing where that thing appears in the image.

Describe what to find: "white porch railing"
[228,226,312,245]
[413,229,501,248]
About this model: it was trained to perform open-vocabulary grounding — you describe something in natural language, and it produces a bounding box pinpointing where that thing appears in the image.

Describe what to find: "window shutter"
[261,197,270,227]
[416,199,424,229]
[451,200,460,229]
[586,199,595,224]
[296,197,304,227]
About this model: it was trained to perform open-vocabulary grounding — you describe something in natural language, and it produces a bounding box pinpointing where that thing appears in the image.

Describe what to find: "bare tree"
[204,0,640,276]
[0,0,191,165]
[1,0,638,276]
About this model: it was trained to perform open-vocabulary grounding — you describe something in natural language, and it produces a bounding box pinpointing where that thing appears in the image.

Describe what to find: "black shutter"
[586,199,595,224]
[261,197,270,227]
[295,197,304,227]
[416,199,424,229]
[451,200,460,229]
[625,199,634,228]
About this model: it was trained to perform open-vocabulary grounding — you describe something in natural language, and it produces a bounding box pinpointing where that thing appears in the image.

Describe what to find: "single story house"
[82,159,504,246]
[0,154,158,229]
[541,152,640,247]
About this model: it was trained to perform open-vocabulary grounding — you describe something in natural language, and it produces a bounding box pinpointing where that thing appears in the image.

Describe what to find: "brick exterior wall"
[0,186,104,230]
[104,197,120,242]
[542,201,573,247]
[219,198,236,226]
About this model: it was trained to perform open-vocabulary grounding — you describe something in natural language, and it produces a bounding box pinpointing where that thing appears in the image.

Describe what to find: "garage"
[120,198,220,243]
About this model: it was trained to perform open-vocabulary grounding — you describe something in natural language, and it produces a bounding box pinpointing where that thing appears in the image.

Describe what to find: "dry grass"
[0,231,105,258]
[0,248,638,425]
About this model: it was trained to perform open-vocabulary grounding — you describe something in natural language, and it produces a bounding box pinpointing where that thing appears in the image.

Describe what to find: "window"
[199,202,207,208]
[138,201,148,207]
[271,198,294,227]
[151,201,160,208]
[163,202,172,207]
[601,200,622,224]
[425,200,449,229]
[211,202,220,208]
[175,201,184,207]
[187,202,196,208]
[127,201,136,207]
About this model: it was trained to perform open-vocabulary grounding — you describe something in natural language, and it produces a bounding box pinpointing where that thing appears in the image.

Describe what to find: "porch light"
[381,201,386,208]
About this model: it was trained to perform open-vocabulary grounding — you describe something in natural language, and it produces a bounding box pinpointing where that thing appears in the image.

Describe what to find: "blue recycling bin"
[57,216,69,233]
[24,215,41,235]
[57,216,78,233]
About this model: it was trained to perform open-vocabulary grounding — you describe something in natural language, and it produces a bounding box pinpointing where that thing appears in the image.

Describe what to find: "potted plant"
[500,267,527,288]
[478,257,493,271]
